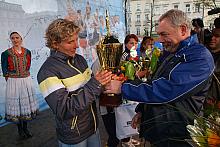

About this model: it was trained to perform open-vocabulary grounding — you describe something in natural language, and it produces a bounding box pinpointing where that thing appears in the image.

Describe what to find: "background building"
[126,0,220,37]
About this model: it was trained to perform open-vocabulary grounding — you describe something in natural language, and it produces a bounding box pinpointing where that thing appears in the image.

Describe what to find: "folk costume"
[1,47,38,138]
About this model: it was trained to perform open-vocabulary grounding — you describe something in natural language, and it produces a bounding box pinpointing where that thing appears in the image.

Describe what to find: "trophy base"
[99,93,122,107]
[107,93,115,96]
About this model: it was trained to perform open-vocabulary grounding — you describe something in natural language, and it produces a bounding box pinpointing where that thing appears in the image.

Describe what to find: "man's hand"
[104,79,123,94]
[95,70,112,86]
[131,112,142,129]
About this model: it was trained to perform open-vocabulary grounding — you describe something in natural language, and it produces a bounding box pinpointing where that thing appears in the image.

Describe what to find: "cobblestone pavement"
[0,109,149,147]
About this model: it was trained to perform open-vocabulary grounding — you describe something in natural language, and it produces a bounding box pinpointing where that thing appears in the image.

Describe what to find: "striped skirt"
[5,76,38,122]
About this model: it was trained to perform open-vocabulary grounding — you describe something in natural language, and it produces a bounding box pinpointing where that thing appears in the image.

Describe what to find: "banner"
[0,0,125,127]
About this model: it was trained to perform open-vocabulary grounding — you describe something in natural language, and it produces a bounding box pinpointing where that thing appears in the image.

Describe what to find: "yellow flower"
[154,48,161,57]
[121,66,125,71]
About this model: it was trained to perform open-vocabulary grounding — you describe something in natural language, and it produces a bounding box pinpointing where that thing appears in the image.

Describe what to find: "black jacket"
[37,51,102,144]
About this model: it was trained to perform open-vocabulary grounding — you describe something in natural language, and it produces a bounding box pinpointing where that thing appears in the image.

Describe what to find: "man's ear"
[180,24,187,36]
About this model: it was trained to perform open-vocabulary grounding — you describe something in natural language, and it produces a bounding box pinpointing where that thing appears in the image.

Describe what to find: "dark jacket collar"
[50,50,71,61]
[124,47,130,54]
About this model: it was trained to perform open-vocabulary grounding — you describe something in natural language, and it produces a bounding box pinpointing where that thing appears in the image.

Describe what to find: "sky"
[5,0,58,13]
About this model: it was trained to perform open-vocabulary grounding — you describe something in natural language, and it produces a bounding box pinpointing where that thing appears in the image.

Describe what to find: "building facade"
[127,0,220,36]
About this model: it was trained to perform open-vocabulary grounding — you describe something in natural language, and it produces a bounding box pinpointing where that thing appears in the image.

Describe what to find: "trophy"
[96,10,123,71]
[96,10,123,107]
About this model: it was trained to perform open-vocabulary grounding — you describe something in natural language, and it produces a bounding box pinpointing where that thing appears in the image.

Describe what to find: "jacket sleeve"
[38,69,101,120]
[1,51,9,77]
[122,53,215,104]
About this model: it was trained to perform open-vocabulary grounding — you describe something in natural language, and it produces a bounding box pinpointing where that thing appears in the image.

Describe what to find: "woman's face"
[10,33,22,47]
[146,39,153,49]
[56,33,79,57]
[126,38,138,50]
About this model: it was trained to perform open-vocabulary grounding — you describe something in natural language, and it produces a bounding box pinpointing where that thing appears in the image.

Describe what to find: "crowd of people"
[1,8,220,147]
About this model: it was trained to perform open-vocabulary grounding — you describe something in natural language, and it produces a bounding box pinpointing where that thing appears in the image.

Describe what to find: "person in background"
[207,28,220,102]
[76,32,93,67]
[139,36,154,59]
[214,17,220,29]
[1,32,38,139]
[37,19,112,147]
[192,18,212,46]
[121,34,139,61]
[192,18,205,44]
[105,9,215,147]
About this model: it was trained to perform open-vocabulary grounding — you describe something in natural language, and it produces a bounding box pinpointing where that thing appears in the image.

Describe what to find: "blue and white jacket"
[121,35,215,146]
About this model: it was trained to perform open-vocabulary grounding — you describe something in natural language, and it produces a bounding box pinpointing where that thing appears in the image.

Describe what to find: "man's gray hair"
[159,9,192,31]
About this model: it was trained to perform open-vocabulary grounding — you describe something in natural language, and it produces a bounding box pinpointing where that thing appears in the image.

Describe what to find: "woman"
[1,32,38,139]
[139,36,154,59]
[101,34,140,147]
[37,19,112,147]
[121,34,139,61]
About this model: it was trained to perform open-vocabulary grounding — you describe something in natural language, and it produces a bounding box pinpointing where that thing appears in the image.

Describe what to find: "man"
[105,9,215,147]
[37,19,112,147]
[207,28,220,101]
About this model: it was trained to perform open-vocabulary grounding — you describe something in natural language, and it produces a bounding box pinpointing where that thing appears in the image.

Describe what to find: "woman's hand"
[95,70,112,86]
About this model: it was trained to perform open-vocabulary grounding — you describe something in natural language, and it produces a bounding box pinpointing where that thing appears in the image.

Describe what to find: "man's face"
[156,19,184,52]
[56,33,79,56]
[209,29,220,53]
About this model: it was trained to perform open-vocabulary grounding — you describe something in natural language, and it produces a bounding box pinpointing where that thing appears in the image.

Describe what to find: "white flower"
[130,46,137,58]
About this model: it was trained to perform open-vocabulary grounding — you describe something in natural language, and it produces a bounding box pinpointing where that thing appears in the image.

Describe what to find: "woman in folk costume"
[1,32,38,139]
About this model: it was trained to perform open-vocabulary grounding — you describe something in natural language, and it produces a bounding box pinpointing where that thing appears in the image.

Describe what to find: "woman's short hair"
[45,18,80,50]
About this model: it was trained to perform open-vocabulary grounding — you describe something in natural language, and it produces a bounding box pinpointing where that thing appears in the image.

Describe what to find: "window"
[128,17,131,23]
[136,27,140,35]
[163,5,169,12]
[195,3,200,13]
[137,15,140,22]
[185,4,190,13]
[137,3,141,11]
[145,3,150,12]
[154,6,160,15]
[128,5,131,12]
[145,14,149,21]
[174,5,178,9]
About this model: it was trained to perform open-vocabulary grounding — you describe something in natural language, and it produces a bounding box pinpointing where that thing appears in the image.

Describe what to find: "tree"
[193,0,218,9]
[150,0,155,36]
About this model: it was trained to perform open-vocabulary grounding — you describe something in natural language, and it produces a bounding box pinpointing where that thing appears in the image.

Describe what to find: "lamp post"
[124,0,128,35]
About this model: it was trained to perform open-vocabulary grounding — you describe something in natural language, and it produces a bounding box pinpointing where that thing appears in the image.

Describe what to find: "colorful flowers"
[186,98,220,147]
[119,44,162,81]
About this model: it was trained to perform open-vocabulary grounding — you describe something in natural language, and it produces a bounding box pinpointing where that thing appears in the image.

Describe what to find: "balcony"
[135,9,142,14]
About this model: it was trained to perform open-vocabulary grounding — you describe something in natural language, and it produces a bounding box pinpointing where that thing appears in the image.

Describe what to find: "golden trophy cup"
[96,10,123,107]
